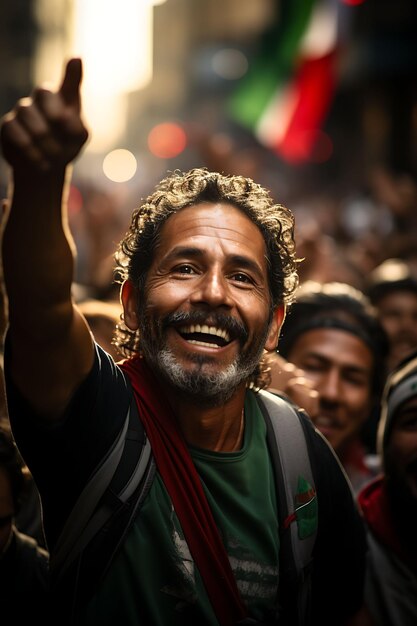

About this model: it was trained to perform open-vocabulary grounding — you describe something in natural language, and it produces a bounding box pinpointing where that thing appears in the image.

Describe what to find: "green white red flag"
[229,0,341,163]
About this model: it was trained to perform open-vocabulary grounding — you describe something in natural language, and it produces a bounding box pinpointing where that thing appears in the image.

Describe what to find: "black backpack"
[51,387,318,625]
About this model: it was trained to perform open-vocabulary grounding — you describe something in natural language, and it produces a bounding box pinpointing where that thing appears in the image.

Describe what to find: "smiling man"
[270,281,389,493]
[1,58,367,626]
[123,202,279,414]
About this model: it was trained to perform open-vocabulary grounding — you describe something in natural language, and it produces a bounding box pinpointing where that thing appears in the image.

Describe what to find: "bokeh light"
[211,48,248,80]
[102,149,137,182]
[147,122,187,159]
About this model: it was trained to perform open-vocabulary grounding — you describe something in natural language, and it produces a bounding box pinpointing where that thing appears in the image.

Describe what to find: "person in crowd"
[269,281,389,493]
[366,258,417,372]
[0,57,367,625]
[358,349,417,626]
[0,420,49,624]
[0,268,45,548]
[77,298,122,360]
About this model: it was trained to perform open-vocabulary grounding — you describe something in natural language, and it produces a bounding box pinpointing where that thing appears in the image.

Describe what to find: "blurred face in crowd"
[376,291,417,369]
[384,396,417,508]
[285,328,373,455]
[123,203,283,404]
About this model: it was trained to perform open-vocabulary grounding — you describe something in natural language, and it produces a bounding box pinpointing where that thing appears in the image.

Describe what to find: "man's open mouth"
[314,415,340,430]
[178,324,231,348]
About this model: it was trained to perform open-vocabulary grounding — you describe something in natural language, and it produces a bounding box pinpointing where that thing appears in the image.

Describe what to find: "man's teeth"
[315,416,334,428]
[187,339,223,348]
[179,324,230,342]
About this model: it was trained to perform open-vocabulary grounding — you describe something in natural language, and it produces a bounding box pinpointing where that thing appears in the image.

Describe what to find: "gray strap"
[54,435,152,579]
[118,435,152,501]
[258,390,317,573]
[51,406,131,574]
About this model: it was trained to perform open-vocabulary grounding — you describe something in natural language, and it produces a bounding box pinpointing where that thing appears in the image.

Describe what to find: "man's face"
[376,291,417,369]
[125,202,283,405]
[384,396,417,507]
[286,328,373,454]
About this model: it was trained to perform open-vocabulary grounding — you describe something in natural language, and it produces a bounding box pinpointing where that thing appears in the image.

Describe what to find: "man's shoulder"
[12,528,50,590]
[256,388,335,464]
[256,388,358,513]
[14,528,49,563]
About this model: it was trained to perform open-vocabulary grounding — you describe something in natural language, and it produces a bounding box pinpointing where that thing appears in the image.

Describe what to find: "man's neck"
[166,385,247,452]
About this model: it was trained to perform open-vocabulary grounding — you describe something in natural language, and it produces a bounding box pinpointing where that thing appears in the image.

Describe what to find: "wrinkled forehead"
[155,202,268,263]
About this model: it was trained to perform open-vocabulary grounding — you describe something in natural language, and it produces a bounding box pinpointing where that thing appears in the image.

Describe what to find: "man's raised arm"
[1,58,95,419]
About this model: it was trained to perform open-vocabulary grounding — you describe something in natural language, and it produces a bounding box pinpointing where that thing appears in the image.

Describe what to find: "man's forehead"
[291,328,374,371]
[378,290,417,310]
[398,397,417,413]
[157,202,266,252]
[285,312,376,352]
[391,398,417,434]
[163,201,253,226]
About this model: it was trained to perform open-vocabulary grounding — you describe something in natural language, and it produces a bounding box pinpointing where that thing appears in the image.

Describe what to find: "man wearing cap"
[358,349,417,626]
[268,281,389,494]
[366,258,417,372]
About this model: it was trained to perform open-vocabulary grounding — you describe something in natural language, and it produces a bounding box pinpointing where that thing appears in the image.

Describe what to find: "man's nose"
[190,269,233,308]
[317,370,342,403]
[400,314,417,335]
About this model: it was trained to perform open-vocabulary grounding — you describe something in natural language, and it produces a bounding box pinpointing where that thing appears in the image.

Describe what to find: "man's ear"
[265,305,286,351]
[121,280,139,331]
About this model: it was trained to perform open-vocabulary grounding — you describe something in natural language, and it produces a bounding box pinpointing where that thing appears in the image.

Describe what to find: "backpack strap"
[52,403,130,574]
[51,374,155,620]
[255,389,318,626]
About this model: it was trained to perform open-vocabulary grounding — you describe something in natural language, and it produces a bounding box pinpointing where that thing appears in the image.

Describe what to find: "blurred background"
[0,0,416,298]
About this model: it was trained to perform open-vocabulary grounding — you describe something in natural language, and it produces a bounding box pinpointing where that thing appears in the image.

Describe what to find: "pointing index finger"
[59,58,83,109]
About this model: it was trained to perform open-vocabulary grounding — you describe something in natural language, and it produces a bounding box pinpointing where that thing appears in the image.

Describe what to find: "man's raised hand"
[0,57,89,172]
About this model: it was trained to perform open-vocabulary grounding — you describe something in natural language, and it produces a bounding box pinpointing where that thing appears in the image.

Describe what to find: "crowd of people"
[0,56,416,625]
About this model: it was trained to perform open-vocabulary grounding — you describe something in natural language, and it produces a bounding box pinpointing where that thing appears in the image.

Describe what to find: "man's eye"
[174,264,195,274]
[231,272,252,284]
[301,362,324,373]
[398,415,417,431]
[346,376,367,387]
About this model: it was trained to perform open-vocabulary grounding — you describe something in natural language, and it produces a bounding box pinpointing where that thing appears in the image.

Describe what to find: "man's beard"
[138,309,271,407]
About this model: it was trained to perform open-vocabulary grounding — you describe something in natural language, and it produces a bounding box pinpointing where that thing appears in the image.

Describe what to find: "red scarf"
[119,356,248,625]
[358,476,413,569]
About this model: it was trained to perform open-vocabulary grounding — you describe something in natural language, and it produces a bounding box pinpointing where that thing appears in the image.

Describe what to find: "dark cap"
[377,349,417,456]
[366,258,417,305]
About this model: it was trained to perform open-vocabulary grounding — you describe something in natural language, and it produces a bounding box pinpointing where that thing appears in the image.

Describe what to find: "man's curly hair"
[112,168,299,388]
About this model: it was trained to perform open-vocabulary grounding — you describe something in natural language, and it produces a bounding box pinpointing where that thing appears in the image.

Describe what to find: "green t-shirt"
[81,391,279,625]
